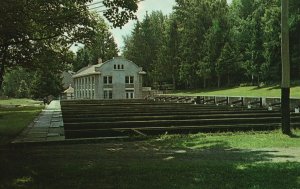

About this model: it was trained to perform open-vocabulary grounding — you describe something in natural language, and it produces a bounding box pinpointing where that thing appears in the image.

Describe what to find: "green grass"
[171,85,300,98]
[0,98,42,107]
[0,99,43,145]
[0,131,300,189]
[154,130,300,149]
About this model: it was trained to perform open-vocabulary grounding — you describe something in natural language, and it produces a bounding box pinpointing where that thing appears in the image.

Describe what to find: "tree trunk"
[217,74,221,88]
[172,73,176,90]
[203,77,206,89]
[0,46,8,92]
[281,0,291,135]
[0,61,4,92]
[227,73,230,86]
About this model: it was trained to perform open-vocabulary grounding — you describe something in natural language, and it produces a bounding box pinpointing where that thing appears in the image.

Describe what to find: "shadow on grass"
[267,85,281,90]
[249,85,280,91]
[0,140,299,189]
[289,133,300,138]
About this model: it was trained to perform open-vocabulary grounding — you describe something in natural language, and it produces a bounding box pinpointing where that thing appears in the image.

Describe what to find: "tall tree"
[0,0,96,90]
[2,67,32,98]
[0,0,138,91]
[123,11,166,86]
[73,16,118,71]
[261,0,281,82]
[103,0,139,28]
[156,17,180,88]
[289,0,300,80]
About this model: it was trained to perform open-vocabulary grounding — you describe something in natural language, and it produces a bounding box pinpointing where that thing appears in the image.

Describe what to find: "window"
[125,76,134,84]
[114,64,124,70]
[104,89,113,99]
[103,76,112,84]
[126,90,134,99]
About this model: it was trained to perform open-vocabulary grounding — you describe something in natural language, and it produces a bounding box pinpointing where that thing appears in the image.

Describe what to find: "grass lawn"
[0,98,42,107]
[1,130,299,189]
[171,85,300,98]
[155,130,300,149]
[0,99,43,145]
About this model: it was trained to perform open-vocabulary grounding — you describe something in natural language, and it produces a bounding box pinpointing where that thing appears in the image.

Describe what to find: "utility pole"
[281,0,291,135]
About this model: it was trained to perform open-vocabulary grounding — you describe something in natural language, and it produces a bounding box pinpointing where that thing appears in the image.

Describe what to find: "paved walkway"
[12,100,65,144]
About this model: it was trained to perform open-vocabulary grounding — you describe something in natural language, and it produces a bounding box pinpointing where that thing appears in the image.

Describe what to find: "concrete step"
[64,116,300,130]
[64,122,300,139]
[63,112,283,122]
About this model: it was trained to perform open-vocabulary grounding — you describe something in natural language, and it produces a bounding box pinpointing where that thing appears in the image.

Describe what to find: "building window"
[104,89,112,99]
[103,76,112,84]
[125,76,134,84]
[126,90,134,99]
[114,64,124,70]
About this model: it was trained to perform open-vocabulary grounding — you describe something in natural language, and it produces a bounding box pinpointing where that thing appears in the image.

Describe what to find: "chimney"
[98,58,102,64]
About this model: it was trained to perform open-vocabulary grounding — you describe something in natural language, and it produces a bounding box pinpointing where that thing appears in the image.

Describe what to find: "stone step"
[64,122,300,139]
[63,112,284,122]
[64,116,300,130]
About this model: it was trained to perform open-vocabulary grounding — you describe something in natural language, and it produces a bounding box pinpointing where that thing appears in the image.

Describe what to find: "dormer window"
[114,64,124,70]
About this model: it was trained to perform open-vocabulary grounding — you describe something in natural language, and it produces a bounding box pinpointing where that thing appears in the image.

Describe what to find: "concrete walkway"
[12,100,65,144]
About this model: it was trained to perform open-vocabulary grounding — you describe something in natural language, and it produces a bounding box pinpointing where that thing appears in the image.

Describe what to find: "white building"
[73,57,146,99]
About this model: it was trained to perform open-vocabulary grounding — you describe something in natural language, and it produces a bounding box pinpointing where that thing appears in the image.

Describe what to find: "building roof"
[72,63,103,78]
[72,57,146,78]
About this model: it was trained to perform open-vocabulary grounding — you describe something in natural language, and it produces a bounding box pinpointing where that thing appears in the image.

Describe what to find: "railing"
[154,95,300,112]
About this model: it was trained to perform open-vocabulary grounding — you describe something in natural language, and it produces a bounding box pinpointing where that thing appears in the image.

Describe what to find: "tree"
[173,0,230,89]
[261,1,281,82]
[2,47,72,99]
[103,0,139,28]
[0,0,140,91]
[123,12,167,87]
[73,16,118,71]
[73,48,91,72]
[156,17,180,88]
[289,0,300,81]
[17,80,30,98]
[2,67,32,98]
[175,0,210,88]
[0,0,97,91]
[30,47,71,98]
